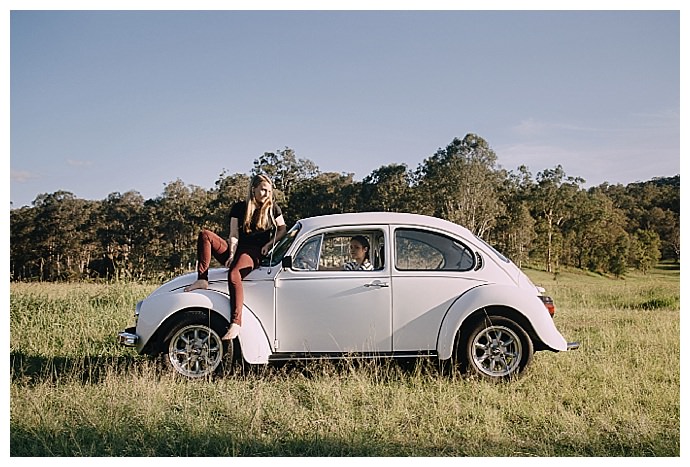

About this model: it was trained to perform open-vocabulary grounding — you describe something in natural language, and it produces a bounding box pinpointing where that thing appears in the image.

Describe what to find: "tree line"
[10,134,679,282]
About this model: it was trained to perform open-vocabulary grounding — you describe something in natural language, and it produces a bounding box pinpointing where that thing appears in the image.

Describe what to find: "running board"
[268,351,437,362]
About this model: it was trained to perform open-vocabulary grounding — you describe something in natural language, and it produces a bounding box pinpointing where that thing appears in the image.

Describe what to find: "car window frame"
[289,227,388,273]
[393,227,476,272]
[291,233,324,271]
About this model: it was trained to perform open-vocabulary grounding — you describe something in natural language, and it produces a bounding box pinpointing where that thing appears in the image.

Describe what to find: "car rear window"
[395,228,474,271]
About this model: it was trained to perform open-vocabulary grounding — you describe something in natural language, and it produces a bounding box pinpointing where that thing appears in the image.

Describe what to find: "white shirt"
[344,260,374,271]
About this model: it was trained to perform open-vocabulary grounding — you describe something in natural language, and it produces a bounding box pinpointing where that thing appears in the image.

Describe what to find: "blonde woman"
[185,174,287,340]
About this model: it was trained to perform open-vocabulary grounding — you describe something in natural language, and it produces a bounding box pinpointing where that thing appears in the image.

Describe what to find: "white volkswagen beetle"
[118,212,578,380]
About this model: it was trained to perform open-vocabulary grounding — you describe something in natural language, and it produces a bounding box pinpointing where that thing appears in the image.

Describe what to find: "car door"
[274,227,392,354]
[391,226,485,352]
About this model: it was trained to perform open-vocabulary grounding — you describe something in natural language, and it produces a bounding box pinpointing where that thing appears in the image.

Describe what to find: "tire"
[461,315,533,381]
[162,310,234,379]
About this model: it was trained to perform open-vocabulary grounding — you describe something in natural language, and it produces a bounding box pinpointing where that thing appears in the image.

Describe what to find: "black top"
[229,200,283,250]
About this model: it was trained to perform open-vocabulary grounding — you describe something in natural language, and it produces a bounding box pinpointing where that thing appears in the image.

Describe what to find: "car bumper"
[118,326,139,347]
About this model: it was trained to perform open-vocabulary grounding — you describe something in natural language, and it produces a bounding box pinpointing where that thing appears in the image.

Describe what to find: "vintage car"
[118,212,578,380]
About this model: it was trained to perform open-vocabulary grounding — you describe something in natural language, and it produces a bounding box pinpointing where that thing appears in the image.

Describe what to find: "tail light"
[539,295,556,317]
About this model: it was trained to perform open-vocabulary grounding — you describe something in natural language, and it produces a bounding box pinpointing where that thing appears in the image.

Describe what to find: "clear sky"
[7,4,682,209]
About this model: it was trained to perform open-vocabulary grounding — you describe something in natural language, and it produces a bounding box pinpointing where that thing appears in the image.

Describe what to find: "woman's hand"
[226,219,239,267]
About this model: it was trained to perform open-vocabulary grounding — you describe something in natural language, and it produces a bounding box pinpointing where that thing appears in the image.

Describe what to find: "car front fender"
[436,283,569,360]
[135,289,272,364]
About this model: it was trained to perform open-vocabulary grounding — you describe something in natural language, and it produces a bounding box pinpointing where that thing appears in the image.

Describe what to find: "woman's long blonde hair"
[244,174,275,232]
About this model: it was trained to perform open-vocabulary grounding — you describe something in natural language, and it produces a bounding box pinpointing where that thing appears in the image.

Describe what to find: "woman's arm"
[225,217,239,267]
[261,214,287,256]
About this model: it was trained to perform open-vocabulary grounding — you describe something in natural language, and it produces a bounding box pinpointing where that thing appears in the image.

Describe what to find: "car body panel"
[134,288,230,352]
[275,268,393,353]
[134,280,276,364]
[436,283,569,360]
[391,275,486,351]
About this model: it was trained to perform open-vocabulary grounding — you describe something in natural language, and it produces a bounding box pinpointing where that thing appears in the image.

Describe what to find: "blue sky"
[7,5,681,208]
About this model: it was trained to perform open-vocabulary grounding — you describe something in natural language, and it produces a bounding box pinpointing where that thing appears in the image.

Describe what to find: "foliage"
[629,229,662,274]
[414,134,505,238]
[492,165,536,268]
[252,147,319,200]
[9,135,679,281]
[287,172,360,223]
[358,163,414,213]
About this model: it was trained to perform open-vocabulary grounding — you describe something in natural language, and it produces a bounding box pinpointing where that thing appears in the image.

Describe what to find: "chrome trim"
[118,331,139,347]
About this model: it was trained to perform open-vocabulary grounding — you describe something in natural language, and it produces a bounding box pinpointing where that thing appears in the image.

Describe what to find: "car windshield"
[260,222,301,267]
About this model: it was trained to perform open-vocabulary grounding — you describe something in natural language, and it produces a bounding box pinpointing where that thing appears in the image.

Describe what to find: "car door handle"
[364,281,389,288]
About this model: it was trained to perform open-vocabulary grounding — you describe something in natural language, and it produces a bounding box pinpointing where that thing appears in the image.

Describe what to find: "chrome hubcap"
[472,325,522,377]
[169,325,222,378]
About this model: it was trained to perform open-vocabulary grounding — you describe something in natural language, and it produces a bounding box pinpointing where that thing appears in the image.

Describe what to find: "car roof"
[296,212,475,238]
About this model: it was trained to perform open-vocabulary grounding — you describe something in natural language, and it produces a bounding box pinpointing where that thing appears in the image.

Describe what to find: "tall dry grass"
[9,265,680,456]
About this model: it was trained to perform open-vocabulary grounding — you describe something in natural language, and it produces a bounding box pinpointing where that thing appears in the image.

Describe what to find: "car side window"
[395,228,474,271]
[293,230,385,271]
[319,235,352,270]
[293,235,322,270]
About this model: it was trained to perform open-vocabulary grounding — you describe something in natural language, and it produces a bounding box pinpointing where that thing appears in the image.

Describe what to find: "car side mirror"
[281,256,293,269]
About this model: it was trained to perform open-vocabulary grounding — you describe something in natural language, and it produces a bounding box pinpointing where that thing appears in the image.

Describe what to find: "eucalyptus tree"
[207,171,251,235]
[95,191,146,280]
[31,191,94,280]
[414,134,505,238]
[493,165,536,267]
[629,229,662,274]
[288,172,360,221]
[358,163,413,213]
[529,165,583,273]
[153,179,211,275]
[251,147,319,200]
[562,188,629,274]
[637,205,678,262]
[10,206,38,280]
[600,177,679,261]
[608,232,631,278]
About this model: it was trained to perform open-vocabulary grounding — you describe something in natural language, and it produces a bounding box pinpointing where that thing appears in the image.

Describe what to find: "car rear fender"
[136,290,273,364]
[436,283,568,360]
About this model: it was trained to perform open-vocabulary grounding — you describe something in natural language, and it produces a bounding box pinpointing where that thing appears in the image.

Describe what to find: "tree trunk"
[546,213,553,273]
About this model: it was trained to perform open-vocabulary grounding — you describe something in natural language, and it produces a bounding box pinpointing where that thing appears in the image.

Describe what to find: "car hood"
[148,271,197,297]
[148,267,271,298]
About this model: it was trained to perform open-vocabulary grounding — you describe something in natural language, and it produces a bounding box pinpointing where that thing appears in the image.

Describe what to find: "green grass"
[9,265,680,456]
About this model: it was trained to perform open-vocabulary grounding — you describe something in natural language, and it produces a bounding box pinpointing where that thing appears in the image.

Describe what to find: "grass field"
[9,264,680,457]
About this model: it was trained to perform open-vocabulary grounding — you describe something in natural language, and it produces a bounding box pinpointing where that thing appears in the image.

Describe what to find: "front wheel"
[163,310,234,378]
[461,315,533,381]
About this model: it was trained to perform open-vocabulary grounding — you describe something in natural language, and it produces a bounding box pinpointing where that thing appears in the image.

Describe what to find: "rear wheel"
[461,315,533,380]
[163,310,233,378]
